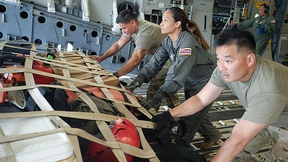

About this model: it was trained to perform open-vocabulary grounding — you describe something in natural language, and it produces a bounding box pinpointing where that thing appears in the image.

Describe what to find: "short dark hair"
[116,10,138,24]
[214,27,256,53]
[261,3,269,13]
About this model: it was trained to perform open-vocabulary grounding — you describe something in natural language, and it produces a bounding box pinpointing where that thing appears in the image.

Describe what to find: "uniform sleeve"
[237,19,254,29]
[123,33,132,39]
[139,43,169,82]
[134,35,154,51]
[158,40,198,95]
[263,16,276,34]
[242,93,288,124]
[209,67,227,87]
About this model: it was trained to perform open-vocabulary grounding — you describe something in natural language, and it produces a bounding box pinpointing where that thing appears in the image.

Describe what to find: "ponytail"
[186,20,210,51]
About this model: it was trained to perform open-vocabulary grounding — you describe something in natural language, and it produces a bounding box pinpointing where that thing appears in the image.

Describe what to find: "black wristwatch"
[113,71,120,78]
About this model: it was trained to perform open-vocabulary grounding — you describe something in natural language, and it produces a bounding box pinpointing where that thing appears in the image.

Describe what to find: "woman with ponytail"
[127,7,221,149]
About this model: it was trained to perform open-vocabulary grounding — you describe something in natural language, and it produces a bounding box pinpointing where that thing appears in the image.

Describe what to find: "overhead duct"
[47,0,55,13]
[81,0,90,21]
[139,0,144,19]
[112,0,120,32]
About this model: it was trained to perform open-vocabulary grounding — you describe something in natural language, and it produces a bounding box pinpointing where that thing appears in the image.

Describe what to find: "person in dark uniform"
[230,3,276,56]
[126,7,221,149]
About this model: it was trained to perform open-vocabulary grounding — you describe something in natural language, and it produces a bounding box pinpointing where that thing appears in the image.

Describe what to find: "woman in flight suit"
[126,7,221,149]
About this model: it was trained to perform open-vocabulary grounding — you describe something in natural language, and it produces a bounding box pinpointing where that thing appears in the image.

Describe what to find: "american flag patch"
[179,48,192,56]
[271,20,276,23]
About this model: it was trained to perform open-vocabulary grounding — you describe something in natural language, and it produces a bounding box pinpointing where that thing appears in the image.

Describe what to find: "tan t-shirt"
[128,20,166,54]
[209,55,288,126]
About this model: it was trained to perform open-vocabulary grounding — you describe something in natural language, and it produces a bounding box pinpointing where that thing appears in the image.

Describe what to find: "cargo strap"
[0,42,159,162]
[0,127,17,162]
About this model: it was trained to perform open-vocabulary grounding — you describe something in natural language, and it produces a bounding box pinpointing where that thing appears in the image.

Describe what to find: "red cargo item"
[32,60,55,84]
[85,118,140,162]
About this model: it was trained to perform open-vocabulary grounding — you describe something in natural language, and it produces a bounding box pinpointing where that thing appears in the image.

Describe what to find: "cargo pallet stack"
[0,41,158,162]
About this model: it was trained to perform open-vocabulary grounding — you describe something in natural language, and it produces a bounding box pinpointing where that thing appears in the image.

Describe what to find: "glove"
[151,111,176,139]
[125,74,147,92]
[140,90,168,110]
[119,80,128,86]
[257,24,265,34]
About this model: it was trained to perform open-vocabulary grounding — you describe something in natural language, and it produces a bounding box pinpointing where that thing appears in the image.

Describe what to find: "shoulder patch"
[179,48,192,56]
[271,19,276,23]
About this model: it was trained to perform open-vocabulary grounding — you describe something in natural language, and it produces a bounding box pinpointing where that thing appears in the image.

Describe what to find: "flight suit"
[237,14,276,56]
[140,31,219,144]
[146,59,180,109]
[131,20,179,108]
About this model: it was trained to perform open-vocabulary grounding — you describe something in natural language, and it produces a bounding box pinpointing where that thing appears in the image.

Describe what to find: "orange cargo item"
[2,65,25,85]
[1,60,54,85]
[84,87,133,101]
[66,87,138,104]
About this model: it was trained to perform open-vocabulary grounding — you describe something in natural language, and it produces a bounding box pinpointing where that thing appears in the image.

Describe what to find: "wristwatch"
[113,71,120,78]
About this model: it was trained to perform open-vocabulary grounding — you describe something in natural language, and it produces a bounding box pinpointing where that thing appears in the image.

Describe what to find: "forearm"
[159,81,182,97]
[117,57,141,76]
[265,23,276,33]
[170,82,224,117]
[101,44,120,61]
[237,20,253,29]
[117,49,147,76]
[211,138,244,162]
[211,119,267,162]
[170,95,205,117]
